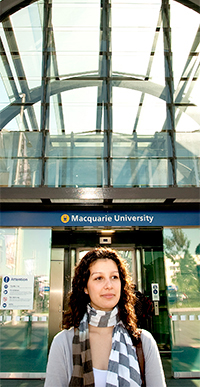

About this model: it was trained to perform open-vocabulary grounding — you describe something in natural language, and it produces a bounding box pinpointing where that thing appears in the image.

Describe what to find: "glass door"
[137,247,170,349]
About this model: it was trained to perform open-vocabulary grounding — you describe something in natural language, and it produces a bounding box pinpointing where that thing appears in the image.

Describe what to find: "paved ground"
[162,356,200,387]
[0,357,200,387]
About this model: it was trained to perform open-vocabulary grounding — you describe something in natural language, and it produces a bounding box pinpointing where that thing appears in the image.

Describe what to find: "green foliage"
[164,229,200,297]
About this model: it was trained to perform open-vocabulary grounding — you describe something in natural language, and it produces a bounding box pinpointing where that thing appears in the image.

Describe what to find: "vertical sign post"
[151,283,160,316]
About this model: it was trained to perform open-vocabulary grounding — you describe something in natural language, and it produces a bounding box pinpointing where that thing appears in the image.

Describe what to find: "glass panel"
[0,132,42,187]
[112,1,163,81]
[49,87,99,135]
[112,1,166,135]
[171,2,200,133]
[112,158,171,187]
[111,132,173,187]
[112,133,171,157]
[143,248,170,348]
[0,228,52,373]
[45,132,104,158]
[45,132,105,187]
[52,1,100,75]
[176,132,200,158]
[116,250,134,274]
[164,228,200,375]
[45,158,105,187]
[112,85,167,136]
[0,159,42,187]
[0,132,42,158]
[176,158,200,187]
[0,104,41,133]
[0,3,43,131]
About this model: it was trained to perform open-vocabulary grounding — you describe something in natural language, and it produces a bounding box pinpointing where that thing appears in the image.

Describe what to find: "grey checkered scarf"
[69,304,142,387]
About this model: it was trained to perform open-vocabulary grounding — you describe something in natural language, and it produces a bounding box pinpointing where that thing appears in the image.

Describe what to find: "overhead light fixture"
[0,199,42,203]
[100,229,115,234]
[51,198,103,203]
[113,199,165,203]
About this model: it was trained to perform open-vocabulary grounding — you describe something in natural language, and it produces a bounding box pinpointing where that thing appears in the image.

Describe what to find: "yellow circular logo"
[61,214,70,223]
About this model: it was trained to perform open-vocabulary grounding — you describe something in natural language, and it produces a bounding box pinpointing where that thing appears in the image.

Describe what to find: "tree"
[164,229,199,297]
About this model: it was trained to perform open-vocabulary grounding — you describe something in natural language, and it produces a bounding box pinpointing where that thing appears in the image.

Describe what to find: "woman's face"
[84,258,121,311]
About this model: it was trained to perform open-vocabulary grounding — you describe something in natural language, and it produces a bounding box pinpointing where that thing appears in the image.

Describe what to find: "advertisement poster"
[0,275,34,310]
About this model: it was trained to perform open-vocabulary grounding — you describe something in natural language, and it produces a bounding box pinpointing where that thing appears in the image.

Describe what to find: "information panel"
[0,275,34,310]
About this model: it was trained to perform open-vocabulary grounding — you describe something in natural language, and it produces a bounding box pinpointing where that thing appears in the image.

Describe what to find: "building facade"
[0,0,200,380]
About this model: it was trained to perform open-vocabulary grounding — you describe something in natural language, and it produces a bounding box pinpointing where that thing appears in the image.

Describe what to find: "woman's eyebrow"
[90,271,103,276]
[90,270,119,276]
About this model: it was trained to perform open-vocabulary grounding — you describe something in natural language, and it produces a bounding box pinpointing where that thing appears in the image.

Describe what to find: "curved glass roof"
[0,0,199,135]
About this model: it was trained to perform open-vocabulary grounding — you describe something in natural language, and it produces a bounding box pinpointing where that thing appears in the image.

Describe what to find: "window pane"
[164,228,200,376]
[52,2,100,75]
[45,158,105,187]
[0,228,52,373]
[112,158,171,187]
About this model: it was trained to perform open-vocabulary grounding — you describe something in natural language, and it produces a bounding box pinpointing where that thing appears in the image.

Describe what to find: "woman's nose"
[104,278,112,288]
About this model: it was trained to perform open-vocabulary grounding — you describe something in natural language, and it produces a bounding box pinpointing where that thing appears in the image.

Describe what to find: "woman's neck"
[88,324,114,335]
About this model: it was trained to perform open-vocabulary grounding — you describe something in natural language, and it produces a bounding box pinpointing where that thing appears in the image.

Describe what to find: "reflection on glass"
[176,158,200,187]
[0,132,42,187]
[0,228,52,373]
[117,250,134,275]
[112,158,170,187]
[45,158,104,187]
[164,228,200,375]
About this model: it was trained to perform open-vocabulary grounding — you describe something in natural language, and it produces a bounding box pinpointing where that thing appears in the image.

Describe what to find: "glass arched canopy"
[0,0,199,187]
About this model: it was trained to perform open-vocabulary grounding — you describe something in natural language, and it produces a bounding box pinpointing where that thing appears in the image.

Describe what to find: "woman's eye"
[112,275,119,280]
[95,276,102,281]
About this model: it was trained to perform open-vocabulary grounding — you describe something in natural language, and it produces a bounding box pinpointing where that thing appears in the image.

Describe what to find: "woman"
[44,247,166,387]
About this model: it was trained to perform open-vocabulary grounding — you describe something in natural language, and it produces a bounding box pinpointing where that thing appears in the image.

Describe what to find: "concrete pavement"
[0,356,200,387]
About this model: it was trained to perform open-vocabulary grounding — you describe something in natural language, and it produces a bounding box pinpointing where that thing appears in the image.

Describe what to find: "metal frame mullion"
[162,0,176,186]
[96,2,105,133]
[40,0,52,185]
[103,0,112,187]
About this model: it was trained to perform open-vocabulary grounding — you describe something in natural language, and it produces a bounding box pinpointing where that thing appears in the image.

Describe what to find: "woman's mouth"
[101,294,114,299]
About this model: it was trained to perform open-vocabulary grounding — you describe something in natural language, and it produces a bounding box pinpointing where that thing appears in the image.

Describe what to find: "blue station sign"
[1,210,199,227]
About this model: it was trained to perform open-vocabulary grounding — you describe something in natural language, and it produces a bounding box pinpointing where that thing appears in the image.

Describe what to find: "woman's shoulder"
[140,329,158,351]
[139,329,167,386]
[140,329,155,342]
[51,327,74,348]
[140,329,161,360]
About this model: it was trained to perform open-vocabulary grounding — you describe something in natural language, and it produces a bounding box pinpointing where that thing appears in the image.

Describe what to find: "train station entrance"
[0,214,199,379]
[49,227,170,351]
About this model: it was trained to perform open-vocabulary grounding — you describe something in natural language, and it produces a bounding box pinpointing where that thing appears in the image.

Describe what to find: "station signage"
[0,275,34,310]
[60,212,154,225]
[1,210,199,227]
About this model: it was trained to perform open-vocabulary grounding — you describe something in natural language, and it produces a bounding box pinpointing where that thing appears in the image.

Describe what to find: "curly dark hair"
[63,247,140,342]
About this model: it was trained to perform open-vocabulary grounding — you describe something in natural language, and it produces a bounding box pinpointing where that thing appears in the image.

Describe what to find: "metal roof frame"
[0,0,199,23]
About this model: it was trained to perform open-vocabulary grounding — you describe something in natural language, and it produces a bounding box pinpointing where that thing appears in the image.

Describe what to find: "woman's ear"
[84,287,88,294]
